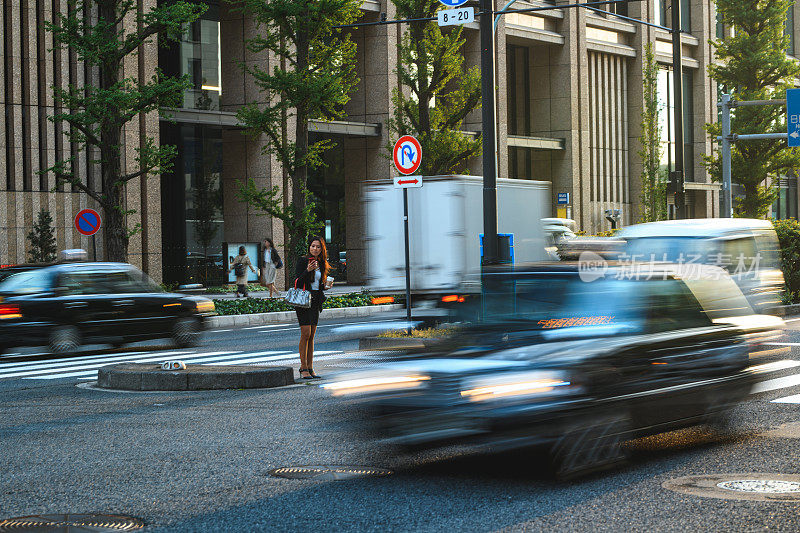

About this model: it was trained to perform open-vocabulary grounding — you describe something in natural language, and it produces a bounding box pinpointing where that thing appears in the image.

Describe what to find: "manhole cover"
[663,474,800,502]
[0,513,143,532]
[269,465,393,481]
[717,480,800,493]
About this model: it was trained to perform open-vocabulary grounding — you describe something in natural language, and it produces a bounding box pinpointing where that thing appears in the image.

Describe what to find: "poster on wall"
[223,242,261,283]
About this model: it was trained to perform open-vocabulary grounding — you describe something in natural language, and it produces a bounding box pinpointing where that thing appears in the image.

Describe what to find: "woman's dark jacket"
[294,256,329,304]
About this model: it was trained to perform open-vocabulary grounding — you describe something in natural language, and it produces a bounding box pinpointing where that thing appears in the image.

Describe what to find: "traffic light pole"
[480,0,499,266]
[670,0,686,219]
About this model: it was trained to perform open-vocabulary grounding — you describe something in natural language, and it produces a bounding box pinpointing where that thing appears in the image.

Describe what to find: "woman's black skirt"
[295,290,324,326]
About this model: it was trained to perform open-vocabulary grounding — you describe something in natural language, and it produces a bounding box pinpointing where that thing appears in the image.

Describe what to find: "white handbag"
[284,279,311,308]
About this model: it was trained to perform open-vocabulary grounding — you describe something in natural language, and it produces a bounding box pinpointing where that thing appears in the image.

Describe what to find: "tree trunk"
[98,2,127,263]
[292,29,311,261]
[411,22,430,134]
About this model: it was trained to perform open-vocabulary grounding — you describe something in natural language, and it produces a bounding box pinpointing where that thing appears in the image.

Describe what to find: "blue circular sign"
[74,208,102,236]
[439,0,468,7]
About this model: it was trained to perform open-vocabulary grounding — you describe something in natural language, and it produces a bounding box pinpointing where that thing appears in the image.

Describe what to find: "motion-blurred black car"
[0,262,215,354]
[323,263,784,479]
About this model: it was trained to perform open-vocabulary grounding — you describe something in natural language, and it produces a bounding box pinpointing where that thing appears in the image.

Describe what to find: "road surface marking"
[753,373,800,394]
[0,350,185,371]
[0,351,239,379]
[772,394,800,404]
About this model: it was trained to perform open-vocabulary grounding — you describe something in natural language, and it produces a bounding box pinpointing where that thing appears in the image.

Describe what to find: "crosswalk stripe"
[11,350,349,380]
[752,373,800,394]
[0,350,189,371]
[0,351,240,379]
[202,350,341,366]
[771,394,800,404]
[0,349,156,369]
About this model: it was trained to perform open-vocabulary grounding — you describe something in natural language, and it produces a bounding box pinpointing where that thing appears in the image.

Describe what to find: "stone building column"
[220,3,279,284]
[550,3,590,231]
[342,4,399,284]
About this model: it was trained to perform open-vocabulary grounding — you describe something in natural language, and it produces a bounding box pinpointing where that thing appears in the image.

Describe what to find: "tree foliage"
[706,0,800,217]
[638,44,667,222]
[44,0,205,261]
[26,210,58,264]
[389,0,482,176]
[236,0,361,262]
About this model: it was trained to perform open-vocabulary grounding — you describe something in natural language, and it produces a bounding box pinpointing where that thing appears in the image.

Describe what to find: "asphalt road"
[2,317,800,531]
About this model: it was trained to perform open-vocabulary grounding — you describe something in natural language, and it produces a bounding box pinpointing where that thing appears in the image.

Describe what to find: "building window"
[773,177,798,219]
[160,1,221,110]
[657,67,694,181]
[160,123,224,285]
[655,0,691,32]
[308,133,346,264]
[507,45,533,179]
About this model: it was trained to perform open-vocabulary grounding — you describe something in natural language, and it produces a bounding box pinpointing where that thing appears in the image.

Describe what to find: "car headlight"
[321,374,430,396]
[194,299,215,313]
[460,371,573,402]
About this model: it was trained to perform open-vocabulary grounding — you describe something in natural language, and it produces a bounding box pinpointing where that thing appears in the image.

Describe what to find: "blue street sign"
[438,0,468,7]
[788,88,800,147]
[557,192,570,205]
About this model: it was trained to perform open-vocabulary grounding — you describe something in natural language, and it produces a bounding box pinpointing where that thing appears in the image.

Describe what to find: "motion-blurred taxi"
[323,263,784,479]
[0,262,215,354]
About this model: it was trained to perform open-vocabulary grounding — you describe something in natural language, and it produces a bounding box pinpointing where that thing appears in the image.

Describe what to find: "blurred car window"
[57,269,155,295]
[0,269,53,295]
[625,237,708,263]
[639,278,711,333]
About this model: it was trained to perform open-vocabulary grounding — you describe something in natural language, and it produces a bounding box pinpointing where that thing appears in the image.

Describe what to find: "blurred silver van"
[616,219,784,313]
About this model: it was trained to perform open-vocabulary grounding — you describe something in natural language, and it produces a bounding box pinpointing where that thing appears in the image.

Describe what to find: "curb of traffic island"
[772,304,800,317]
[97,363,294,391]
[209,303,404,329]
[358,336,447,351]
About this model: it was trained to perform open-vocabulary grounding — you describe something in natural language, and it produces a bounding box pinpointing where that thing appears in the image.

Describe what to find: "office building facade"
[1,0,796,284]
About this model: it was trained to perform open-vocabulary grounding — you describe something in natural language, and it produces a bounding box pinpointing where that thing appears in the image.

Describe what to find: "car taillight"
[0,304,21,319]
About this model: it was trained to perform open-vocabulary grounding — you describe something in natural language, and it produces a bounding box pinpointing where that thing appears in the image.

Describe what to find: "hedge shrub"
[212,292,398,315]
[773,219,800,304]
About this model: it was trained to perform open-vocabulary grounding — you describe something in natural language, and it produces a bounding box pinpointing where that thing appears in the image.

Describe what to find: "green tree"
[44,1,206,261]
[706,0,800,217]
[26,210,58,263]
[193,168,222,284]
[389,0,482,175]
[236,0,361,261]
[638,44,667,222]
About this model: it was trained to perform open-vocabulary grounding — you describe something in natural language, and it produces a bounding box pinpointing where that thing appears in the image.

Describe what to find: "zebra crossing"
[0,347,364,381]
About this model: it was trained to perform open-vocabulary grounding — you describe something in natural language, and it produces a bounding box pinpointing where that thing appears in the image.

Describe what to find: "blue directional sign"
[557,192,570,205]
[788,88,800,147]
[438,0,468,8]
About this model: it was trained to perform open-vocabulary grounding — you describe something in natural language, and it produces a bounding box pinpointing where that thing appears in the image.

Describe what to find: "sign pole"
[91,234,97,261]
[392,135,423,334]
[403,188,412,333]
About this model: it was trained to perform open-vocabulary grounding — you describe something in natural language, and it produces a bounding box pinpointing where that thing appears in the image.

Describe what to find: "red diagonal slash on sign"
[397,179,419,185]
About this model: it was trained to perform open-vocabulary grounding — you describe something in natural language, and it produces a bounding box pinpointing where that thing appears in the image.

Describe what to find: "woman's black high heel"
[308,369,321,379]
[299,368,313,380]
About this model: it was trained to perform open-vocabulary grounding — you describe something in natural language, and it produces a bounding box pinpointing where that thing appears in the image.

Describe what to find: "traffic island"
[96,363,294,391]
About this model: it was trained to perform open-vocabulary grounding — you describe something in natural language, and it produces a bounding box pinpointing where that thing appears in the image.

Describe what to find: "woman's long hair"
[265,237,279,262]
[308,235,332,278]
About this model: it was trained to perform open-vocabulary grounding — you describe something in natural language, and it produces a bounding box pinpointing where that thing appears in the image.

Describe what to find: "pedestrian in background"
[228,246,256,298]
[261,237,282,298]
[294,236,334,379]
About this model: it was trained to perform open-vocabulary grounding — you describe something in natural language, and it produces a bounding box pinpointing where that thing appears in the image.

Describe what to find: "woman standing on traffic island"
[294,236,334,379]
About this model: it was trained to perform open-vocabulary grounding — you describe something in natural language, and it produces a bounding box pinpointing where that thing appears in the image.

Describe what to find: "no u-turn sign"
[393,135,422,175]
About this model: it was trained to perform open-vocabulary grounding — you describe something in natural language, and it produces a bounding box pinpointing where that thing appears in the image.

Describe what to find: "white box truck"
[364,175,552,293]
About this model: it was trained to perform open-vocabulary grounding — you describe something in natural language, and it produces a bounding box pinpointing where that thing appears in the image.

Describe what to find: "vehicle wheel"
[548,412,629,481]
[49,325,81,355]
[172,317,201,348]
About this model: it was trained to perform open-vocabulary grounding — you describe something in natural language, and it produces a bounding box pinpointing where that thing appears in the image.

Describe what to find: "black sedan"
[323,263,785,479]
[0,262,215,354]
